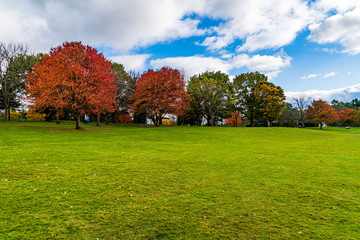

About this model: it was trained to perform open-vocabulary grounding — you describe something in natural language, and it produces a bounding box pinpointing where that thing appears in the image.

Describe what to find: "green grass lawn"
[1,122,360,239]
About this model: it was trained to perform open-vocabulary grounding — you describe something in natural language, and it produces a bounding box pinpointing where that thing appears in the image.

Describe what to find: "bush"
[25,110,46,120]
[10,110,21,119]
[162,118,177,125]
[225,111,242,127]
[117,113,133,123]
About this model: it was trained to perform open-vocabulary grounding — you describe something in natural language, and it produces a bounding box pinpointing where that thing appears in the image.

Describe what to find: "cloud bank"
[1,0,360,55]
[150,51,291,80]
[286,84,360,102]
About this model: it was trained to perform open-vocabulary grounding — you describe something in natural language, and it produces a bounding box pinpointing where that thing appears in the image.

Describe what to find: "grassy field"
[1,121,360,239]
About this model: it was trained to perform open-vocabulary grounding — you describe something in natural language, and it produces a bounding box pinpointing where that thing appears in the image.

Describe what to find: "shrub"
[25,110,46,120]
[225,111,242,127]
[118,113,133,123]
[10,110,21,119]
[162,118,177,125]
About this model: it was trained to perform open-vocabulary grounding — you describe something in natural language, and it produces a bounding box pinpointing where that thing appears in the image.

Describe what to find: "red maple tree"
[338,108,359,126]
[130,67,188,126]
[305,100,338,129]
[225,111,242,127]
[26,42,117,129]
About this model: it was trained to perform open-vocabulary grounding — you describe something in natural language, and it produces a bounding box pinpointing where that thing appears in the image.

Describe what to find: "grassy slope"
[1,122,360,239]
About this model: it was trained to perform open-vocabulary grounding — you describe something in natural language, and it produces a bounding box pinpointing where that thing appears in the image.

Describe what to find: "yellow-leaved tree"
[253,81,286,126]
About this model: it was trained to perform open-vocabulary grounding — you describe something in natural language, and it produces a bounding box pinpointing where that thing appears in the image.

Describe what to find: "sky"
[1,0,360,102]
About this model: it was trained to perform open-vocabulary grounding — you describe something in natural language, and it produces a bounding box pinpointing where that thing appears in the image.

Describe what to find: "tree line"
[1,41,359,129]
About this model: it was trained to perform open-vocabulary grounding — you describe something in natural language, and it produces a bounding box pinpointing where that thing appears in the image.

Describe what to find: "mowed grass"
[1,122,360,239]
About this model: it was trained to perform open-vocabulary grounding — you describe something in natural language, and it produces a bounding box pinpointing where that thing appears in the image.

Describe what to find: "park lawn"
[0,121,360,239]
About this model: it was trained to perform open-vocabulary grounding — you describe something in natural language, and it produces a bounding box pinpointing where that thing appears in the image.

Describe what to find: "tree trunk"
[4,95,10,122]
[4,108,10,122]
[105,115,109,125]
[159,117,163,125]
[320,122,323,129]
[56,109,60,124]
[112,112,116,123]
[207,115,212,126]
[96,115,100,126]
[3,83,9,122]
[154,115,159,126]
[75,115,82,130]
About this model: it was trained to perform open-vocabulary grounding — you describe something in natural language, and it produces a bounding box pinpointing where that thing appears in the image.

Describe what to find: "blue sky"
[2,0,360,101]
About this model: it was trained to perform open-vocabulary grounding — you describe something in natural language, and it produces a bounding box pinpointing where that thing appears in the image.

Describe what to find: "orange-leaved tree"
[225,111,242,127]
[305,100,337,129]
[253,81,286,126]
[26,42,117,129]
[338,108,359,126]
[130,67,188,126]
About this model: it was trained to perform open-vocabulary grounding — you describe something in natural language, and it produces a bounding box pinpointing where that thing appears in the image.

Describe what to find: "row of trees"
[185,71,286,126]
[1,41,359,129]
[280,98,360,129]
[1,41,287,129]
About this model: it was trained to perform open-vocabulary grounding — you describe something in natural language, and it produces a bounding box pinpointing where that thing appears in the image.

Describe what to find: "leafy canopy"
[26,41,117,129]
[130,67,188,126]
[305,100,338,129]
[187,71,232,126]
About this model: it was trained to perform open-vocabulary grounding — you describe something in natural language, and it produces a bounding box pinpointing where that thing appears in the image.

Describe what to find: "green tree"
[0,43,38,122]
[112,63,136,113]
[331,99,345,113]
[233,72,267,126]
[187,71,232,126]
[111,63,137,123]
[351,98,360,109]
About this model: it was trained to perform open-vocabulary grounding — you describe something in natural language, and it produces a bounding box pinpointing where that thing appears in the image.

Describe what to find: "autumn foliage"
[225,111,242,127]
[25,109,46,120]
[117,113,133,123]
[305,100,338,129]
[253,81,286,124]
[338,108,359,125]
[26,42,117,129]
[130,67,188,126]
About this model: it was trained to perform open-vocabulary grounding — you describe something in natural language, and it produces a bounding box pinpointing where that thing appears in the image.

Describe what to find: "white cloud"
[150,51,291,80]
[323,72,336,78]
[300,71,336,79]
[286,84,360,102]
[232,51,291,72]
[0,0,207,53]
[109,54,151,72]
[150,56,231,80]
[2,0,360,57]
[308,6,360,54]
[265,70,281,81]
[314,0,360,14]
[199,0,321,52]
[301,74,318,79]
